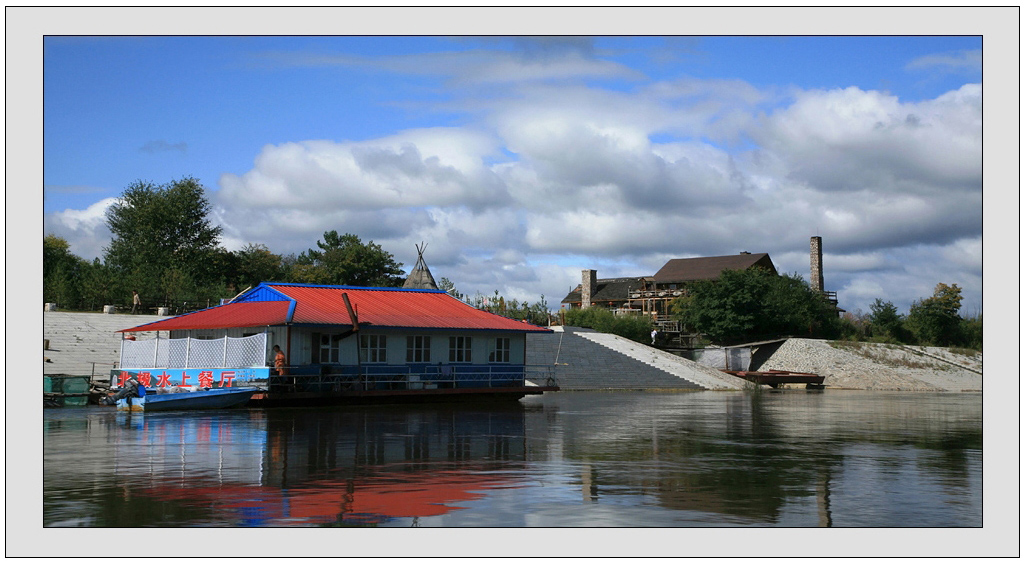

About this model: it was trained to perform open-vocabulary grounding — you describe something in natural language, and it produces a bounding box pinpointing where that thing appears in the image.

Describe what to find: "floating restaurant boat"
[111,282,559,406]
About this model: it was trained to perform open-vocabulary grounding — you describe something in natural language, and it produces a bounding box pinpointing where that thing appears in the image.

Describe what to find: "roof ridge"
[266,282,445,293]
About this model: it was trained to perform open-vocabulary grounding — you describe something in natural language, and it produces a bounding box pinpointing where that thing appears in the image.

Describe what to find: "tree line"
[671,268,981,350]
[560,266,981,350]
[45,177,981,349]
[44,177,406,314]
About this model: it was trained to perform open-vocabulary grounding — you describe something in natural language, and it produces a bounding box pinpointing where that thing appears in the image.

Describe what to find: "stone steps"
[527,327,741,391]
[43,312,168,377]
[575,332,741,390]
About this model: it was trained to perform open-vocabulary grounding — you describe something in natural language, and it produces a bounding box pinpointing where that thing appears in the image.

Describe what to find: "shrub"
[563,307,654,344]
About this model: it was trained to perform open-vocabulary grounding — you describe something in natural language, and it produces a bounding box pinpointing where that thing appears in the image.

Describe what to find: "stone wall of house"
[581,269,597,309]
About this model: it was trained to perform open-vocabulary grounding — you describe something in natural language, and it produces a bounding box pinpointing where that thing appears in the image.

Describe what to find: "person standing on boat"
[273,345,288,376]
[651,328,658,345]
[131,290,141,314]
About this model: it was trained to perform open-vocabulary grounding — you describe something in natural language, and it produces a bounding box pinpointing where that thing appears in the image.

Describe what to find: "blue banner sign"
[114,367,270,389]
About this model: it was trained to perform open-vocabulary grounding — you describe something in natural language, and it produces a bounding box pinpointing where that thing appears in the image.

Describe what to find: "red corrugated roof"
[121,284,551,333]
[275,285,549,331]
[120,301,291,332]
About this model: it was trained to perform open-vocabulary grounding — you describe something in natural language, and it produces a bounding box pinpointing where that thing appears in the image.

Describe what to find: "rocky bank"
[759,338,983,392]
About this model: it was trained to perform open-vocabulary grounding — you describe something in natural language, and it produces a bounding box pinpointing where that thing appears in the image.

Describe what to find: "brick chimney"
[581,269,597,309]
[810,236,824,293]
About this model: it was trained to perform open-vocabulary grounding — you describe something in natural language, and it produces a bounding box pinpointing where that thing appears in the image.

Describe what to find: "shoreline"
[757,338,982,392]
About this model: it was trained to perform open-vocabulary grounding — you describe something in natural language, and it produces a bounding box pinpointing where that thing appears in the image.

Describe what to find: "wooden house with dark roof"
[560,276,648,310]
[561,252,779,319]
[652,252,776,284]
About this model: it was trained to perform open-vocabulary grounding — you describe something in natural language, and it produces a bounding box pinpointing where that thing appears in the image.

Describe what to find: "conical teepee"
[403,243,438,290]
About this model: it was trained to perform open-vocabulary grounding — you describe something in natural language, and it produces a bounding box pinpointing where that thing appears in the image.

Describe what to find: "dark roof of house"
[122,282,551,333]
[560,253,779,304]
[653,253,776,283]
[561,277,647,304]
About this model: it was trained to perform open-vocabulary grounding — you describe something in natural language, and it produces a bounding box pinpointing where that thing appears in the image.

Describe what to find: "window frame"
[406,335,431,363]
[448,336,473,363]
[360,334,387,363]
[488,337,511,363]
[312,332,342,364]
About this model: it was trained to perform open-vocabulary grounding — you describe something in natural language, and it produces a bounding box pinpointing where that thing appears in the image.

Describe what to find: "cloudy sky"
[37,15,996,316]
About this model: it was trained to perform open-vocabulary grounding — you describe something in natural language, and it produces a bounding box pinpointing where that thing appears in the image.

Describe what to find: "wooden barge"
[722,369,825,389]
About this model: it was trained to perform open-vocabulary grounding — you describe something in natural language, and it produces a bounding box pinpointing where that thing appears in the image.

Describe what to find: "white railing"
[120,333,268,369]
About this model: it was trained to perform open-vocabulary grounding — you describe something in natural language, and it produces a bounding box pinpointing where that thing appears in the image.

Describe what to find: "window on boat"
[406,335,431,363]
[488,337,511,363]
[312,332,342,363]
[448,336,472,363]
[360,334,387,363]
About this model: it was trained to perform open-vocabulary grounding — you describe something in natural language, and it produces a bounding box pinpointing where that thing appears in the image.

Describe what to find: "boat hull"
[116,388,257,412]
[250,385,559,407]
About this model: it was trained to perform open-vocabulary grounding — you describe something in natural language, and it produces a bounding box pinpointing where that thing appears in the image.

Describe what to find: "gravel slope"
[758,338,983,391]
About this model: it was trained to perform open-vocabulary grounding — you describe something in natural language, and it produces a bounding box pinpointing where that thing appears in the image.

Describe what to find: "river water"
[43,391,981,531]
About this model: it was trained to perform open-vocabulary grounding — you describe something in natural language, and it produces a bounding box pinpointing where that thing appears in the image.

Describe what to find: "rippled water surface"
[43,391,981,527]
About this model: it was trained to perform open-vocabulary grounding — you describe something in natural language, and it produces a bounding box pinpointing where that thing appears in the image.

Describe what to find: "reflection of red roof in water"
[141,469,521,524]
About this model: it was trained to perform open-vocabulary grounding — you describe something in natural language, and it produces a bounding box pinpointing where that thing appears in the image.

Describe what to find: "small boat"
[114,387,257,412]
[721,369,825,388]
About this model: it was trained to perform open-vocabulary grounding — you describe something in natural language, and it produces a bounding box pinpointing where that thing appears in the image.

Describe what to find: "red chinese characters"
[156,372,172,387]
[198,371,214,388]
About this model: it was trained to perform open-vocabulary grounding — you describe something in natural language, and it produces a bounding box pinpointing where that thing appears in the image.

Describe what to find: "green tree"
[671,268,840,345]
[564,306,653,344]
[438,277,464,300]
[959,314,983,351]
[295,231,404,287]
[104,177,224,301]
[44,234,85,306]
[906,283,964,346]
[80,258,118,311]
[868,298,905,341]
[232,243,286,289]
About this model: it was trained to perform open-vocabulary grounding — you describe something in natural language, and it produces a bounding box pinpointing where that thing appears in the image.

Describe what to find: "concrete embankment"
[44,311,168,377]
[529,328,982,393]
[527,326,743,391]
[757,338,982,392]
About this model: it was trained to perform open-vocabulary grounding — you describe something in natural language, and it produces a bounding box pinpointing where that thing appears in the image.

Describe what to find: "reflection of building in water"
[817,467,833,527]
[262,407,527,487]
[100,406,529,526]
[106,410,268,488]
[256,407,529,525]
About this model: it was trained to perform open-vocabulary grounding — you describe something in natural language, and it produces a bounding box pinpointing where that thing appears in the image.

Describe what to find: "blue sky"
[41,32,988,316]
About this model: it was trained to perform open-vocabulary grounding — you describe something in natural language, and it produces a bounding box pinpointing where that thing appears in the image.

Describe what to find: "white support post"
[153,333,160,368]
[222,330,229,368]
[185,330,192,369]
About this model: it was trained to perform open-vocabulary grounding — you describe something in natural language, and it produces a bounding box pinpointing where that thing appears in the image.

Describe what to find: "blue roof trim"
[235,284,294,303]
[263,281,447,294]
[236,283,298,324]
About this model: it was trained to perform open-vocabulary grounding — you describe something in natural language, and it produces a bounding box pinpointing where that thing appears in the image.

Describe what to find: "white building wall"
[286,327,528,366]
